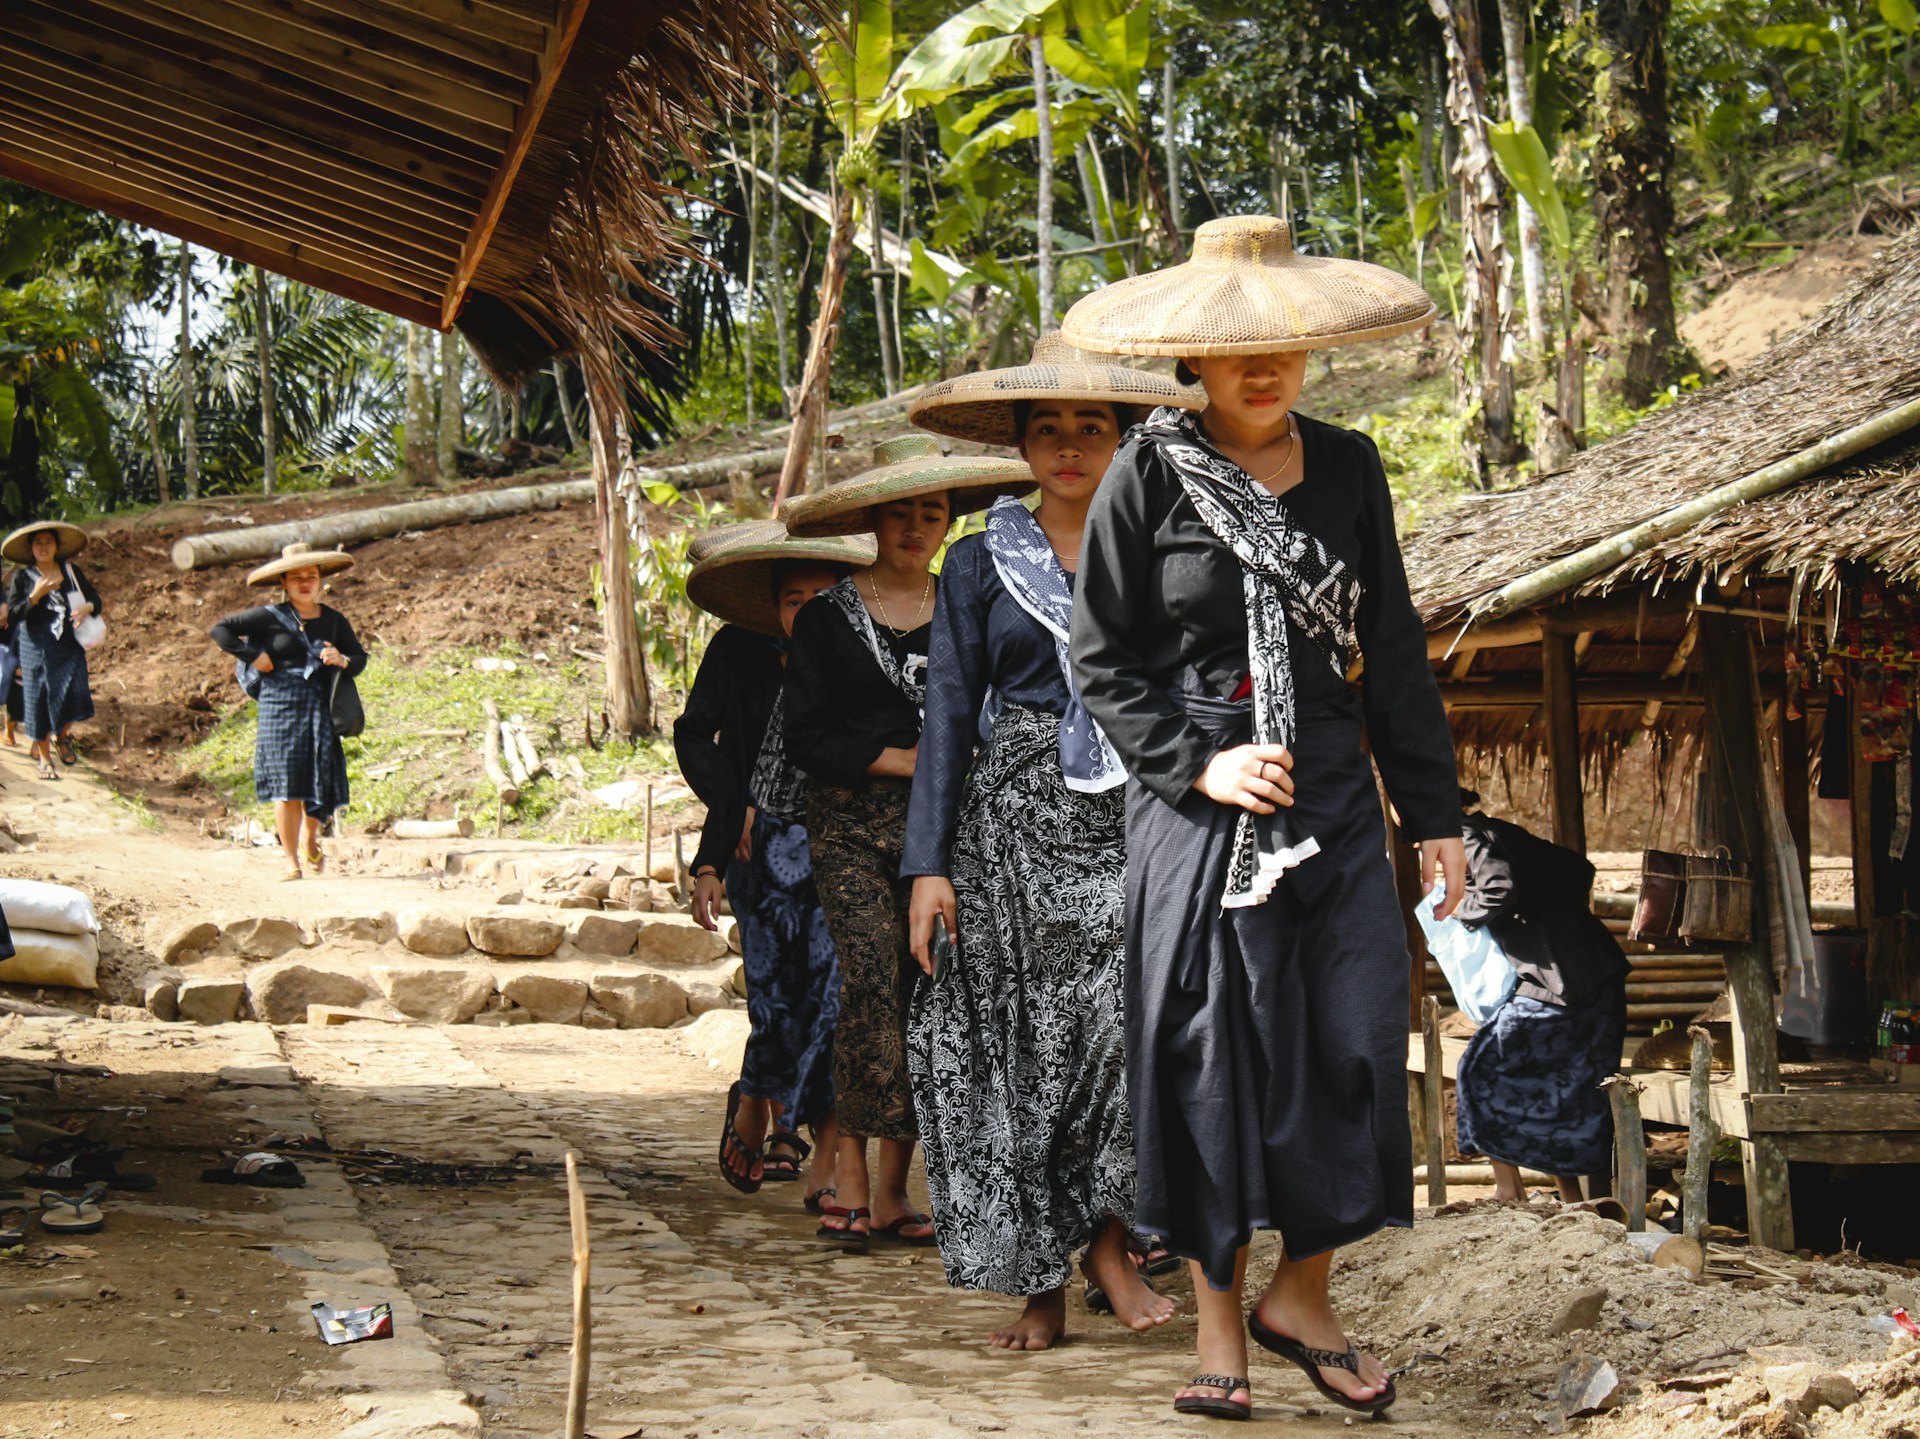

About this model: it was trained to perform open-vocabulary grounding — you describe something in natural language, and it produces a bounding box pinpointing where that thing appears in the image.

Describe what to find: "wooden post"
[1683,1025,1718,1243]
[1781,673,1811,897]
[1421,994,1447,1207]
[1388,811,1433,1032]
[563,1151,591,1439]
[1850,674,1877,930]
[1697,612,1794,1252]
[643,783,655,882]
[1604,1077,1647,1232]
[1542,628,1587,854]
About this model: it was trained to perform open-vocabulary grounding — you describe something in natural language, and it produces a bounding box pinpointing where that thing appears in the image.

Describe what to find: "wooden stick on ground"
[1421,995,1447,1207]
[499,721,533,790]
[643,783,654,881]
[1604,1076,1648,1232]
[1684,1025,1720,1242]
[389,818,476,840]
[480,700,520,807]
[508,718,545,780]
[564,1150,592,1439]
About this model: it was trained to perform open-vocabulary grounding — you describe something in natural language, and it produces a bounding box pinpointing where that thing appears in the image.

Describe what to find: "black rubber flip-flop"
[26,1150,157,1192]
[200,1152,306,1188]
[869,1213,937,1247]
[761,1129,810,1183]
[815,1204,870,1253]
[1,1206,29,1246]
[1172,1375,1251,1421]
[717,1082,763,1195]
[1247,1312,1396,1415]
[803,1186,835,1216]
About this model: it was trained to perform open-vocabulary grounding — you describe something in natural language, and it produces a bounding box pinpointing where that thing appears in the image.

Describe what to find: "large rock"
[467,911,564,959]
[223,916,302,960]
[246,963,375,1025]
[635,915,729,967]
[155,919,219,965]
[501,973,590,1025]
[177,976,246,1025]
[590,971,688,1028]
[685,980,733,1017]
[1764,1365,1860,1416]
[141,971,180,1021]
[1548,1286,1609,1337]
[569,912,643,957]
[397,907,470,957]
[311,913,395,946]
[372,965,496,1024]
[572,878,612,901]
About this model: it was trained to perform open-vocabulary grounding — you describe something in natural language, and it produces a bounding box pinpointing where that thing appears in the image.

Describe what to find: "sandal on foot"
[200,1152,306,1188]
[760,1130,810,1183]
[1247,1312,1396,1415]
[25,1150,157,1192]
[1173,1376,1251,1421]
[869,1212,936,1247]
[815,1204,870,1253]
[717,1082,764,1195]
[1,1206,29,1246]
[57,737,77,766]
[34,757,58,780]
[802,1186,835,1216]
[306,841,325,874]
[38,1183,107,1235]
[1133,1235,1180,1278]
[279,862,303,882]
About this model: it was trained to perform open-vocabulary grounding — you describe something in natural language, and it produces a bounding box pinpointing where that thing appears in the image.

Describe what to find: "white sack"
[0,928,100,990]
[0,879,99,936]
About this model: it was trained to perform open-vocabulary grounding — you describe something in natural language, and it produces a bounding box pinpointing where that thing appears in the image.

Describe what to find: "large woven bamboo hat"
[686,521,877,635]
[246,542,356,586]
[779,435,1034,539]
[1060,216,1437,356]
[1,520,88,565]
[908,332,1205,447]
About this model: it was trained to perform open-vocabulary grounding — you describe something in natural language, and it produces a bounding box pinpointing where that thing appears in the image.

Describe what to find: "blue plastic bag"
[1414,882,1518,1025]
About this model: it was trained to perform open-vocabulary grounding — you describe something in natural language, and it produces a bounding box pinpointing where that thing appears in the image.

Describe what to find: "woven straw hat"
[2,520,89,566]
[1060,215,1436,356]
[685,521,877,635]
[246,542,356,587]
[908,332,1205,447]
[779,435,1033,539]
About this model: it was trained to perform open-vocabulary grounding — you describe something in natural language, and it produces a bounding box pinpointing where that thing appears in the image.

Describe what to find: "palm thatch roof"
[1407,226,1920,627]
[0,1,818,385]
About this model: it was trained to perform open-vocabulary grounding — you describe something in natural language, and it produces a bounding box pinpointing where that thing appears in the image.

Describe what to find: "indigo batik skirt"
[729,806,841,1130]
[807,777,917,1143]
[909,704,1137,1295]
[1124,688,1414,1291]
[1455,978,1627,1177]
[18,633,93,742]
[253,671,349,822]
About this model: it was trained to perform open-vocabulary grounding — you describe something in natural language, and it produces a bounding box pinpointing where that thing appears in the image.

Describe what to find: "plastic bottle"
[1880,1001,1899,1061]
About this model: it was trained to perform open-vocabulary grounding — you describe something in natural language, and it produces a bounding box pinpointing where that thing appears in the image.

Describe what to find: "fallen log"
[506,718,544,781]
[499,722,533,790]
[390,818,476,840]
[481,701,520,806]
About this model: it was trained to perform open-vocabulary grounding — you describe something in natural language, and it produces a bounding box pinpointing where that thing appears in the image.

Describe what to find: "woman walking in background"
[900,335,1201,1350]
[679,520,873,1206]
[2,521,100,779]
[1065,217,1464,1420]
[780,436,1032,1253]
[210,542,365,881]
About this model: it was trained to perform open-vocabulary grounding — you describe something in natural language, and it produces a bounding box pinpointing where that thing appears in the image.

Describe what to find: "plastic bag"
[0,878,99,935]
[0,928,99,989]
[1414,883,1517,1025]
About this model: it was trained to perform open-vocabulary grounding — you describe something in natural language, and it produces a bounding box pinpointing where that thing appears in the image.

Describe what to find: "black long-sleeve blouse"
[674,624,783,876]
[210,604,368,682]
[5,563,103,649]
[1068,412,1461,841]
[783,592,930,789]
[900,534,1073,878]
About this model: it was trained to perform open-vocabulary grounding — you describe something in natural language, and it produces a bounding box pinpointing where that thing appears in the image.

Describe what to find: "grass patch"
[182,645,698,844]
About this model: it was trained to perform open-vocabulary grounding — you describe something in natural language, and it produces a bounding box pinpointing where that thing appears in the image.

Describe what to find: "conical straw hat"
[685,521,877,635]
[1060,216,1436,357]
[246,541,356,586]
[1,520,89,565]
[908,332,1206,447]
[779,435,1034,539]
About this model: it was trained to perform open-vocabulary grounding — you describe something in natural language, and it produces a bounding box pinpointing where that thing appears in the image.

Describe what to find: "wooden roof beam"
[281,0,541,77]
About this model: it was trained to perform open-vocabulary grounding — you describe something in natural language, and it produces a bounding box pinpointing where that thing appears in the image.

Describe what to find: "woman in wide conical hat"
[1063,217,1466,1421]
[779,436,1033,1254]
[1,521,101,778]
[897,333,1201,1349]
[674,521,873,1204]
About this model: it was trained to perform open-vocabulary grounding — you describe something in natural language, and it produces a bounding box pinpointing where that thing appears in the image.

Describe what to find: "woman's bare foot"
[1251,1290,1389,1403]
[1084,1221,1177,1332]
[990,1289,1066,1351]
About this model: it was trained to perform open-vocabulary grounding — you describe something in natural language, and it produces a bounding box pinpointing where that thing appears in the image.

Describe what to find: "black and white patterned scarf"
[1142,405,1363,908]
[982,496,1124,793]
[748,690,806,823]
[820,574,928,710]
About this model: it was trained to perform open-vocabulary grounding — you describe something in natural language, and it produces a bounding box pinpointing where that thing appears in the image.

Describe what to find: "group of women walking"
[676,216,1469,1420]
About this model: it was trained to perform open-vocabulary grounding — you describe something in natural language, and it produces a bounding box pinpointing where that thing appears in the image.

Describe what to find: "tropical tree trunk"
[1077,142,1111,247]
[177,243,199,499]
[869,185,900,394]
[549,359,582,453]
[768,105,793,414]
[254,266,278,495]
[1496,0,1549,354]
[1593,0,1683,407]
[141,374,170,505]
[405,322,437,485]
[581,355,653,736]
[774,181,857,509]
[1161,53,1183,239]
[1428,0,1526,480]
[438,330,463,477]
[745,117,762,428]
[1032,35,1056,332]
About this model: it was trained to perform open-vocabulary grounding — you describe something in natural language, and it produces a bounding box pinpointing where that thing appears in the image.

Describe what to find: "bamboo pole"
[563,1151,591,1439]
[1683,1025,1718,1243]
[1605,1076,1647,1232]
[1421,995,1447,1207]
[1475,393,1920,621]
[643,783,654,880]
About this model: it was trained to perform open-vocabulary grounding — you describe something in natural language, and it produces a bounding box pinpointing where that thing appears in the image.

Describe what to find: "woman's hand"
[1194,744,1296,814]
[29,575,59,604]
[251,654,275,674]
[908,875,958,976]
[869,744,918,779]
[319,642,347,669]
[69,600,93,622]
[690,869,726,932]
[1421,836,1468,921]
[733,807,756,863]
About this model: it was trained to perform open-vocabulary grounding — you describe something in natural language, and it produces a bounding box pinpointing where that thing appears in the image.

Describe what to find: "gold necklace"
[865,569,929,634]
[1248,415,1298,487]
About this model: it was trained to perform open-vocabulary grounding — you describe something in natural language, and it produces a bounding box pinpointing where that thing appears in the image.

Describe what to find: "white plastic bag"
[65,563,106,651]
[0,928,99,989]
[1414,883,1518,1026]
[0,878,99,935]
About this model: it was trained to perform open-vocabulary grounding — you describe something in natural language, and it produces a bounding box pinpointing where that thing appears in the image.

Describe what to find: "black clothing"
[784,595,930,787]
[4,564,103,633]
[901,534,1072,878]
[1068,413,1460,841]
[1454,813,1629,1009]
[210,605,367,682]
[674,625,784,878]
[7,563,102,741]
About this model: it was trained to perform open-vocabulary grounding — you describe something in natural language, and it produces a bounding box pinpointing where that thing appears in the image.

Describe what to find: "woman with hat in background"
[677,520,873,1205]
[1064,216,1465,1420]
[780,436,1031,1253]
[209,542,366,881]
[1,521,101,779]
[899,334,1201,1350]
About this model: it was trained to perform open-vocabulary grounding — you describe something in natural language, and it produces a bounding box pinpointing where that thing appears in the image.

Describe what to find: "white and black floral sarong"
[907,702,1136,1295]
